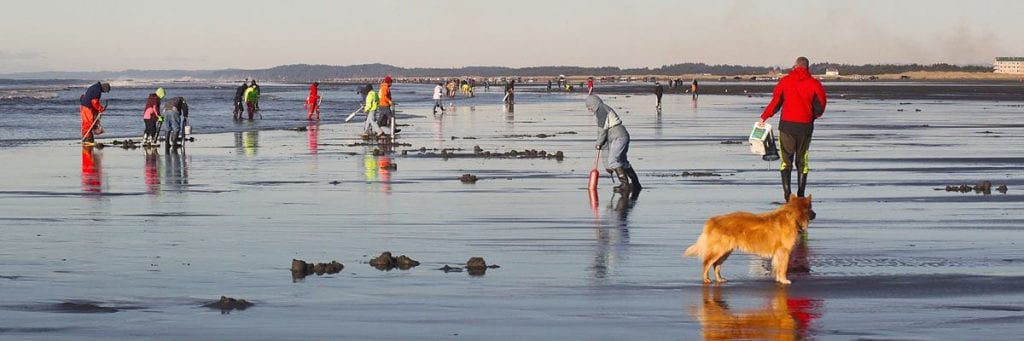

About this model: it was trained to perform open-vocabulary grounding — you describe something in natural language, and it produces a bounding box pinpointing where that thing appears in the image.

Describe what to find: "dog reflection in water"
[690,286,820,341]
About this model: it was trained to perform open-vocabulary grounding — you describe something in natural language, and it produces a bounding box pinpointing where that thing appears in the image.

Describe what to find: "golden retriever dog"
[684,195,814,284]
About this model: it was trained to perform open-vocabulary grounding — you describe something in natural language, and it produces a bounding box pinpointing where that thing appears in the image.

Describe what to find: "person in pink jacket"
[142,88,165,145]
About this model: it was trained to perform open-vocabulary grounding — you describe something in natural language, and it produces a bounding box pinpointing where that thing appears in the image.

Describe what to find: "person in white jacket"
[432,83,445,114]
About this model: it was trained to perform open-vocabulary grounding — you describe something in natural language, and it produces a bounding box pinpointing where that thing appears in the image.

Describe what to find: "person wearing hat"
[305,82,321,120]
[141,88,165,146]
[80,81,110,144]
[377,76,392,127]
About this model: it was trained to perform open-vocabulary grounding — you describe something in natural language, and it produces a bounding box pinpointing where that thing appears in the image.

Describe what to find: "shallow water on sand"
[1,88,1023,339]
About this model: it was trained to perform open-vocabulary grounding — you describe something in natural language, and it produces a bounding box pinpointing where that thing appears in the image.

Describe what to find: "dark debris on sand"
[460,174,478,184]
[652,171,724,177]
[291,259,344,281]
[414,146,565,161]
[941,181,1008,195]
[203,296,253,313]
[369,252,420,271]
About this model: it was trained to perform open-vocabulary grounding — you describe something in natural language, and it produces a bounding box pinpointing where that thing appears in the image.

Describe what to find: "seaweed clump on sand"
[203,296,253,314]
[369,252,420,271]
[942,181,1008,195]
[415,146,564,161]
[291,259,344,281]
[460,174,478,184]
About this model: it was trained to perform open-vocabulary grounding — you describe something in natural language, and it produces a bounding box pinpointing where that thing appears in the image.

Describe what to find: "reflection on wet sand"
[362,151,392,195]
[235,131,259,156]
[690,285,821,340]
[81,145,103,193]
[307,123,319,155]
[163,148,189,190]
[144,148,160,194]
[590,191,638,280]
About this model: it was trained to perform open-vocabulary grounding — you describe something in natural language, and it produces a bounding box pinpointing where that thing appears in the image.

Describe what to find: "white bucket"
[184,125,192,135]
[748,122,771,155]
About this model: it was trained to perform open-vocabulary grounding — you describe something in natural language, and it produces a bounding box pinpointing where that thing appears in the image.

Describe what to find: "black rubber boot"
[625,167,641,191]
[613,167,632,193]
[781,170,792,202]
[797,172,808,197]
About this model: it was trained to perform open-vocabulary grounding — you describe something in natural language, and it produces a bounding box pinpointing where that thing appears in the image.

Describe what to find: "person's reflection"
[363,152,377,182]
[590,191,638,280]
[237,130,258,156]
[433,114,445,148]
[81,145,103,193]
[690,286,821,340]
[377,154,392,194]
[654,111,663,140]
[164,147,189,190]
[307,123,319,155]
[144,147,160,194]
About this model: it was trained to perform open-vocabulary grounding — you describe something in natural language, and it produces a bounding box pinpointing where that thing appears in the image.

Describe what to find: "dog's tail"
[683,234,706,258]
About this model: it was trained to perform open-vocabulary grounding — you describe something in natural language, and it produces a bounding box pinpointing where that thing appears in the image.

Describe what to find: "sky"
[1,0,1022,73]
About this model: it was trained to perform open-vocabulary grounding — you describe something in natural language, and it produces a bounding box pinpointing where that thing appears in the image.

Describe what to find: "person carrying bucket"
[142,88,164,146]
[757,56,827,202]
[162,95,190,148]
[79,82,110,144]
[586,95,640,193]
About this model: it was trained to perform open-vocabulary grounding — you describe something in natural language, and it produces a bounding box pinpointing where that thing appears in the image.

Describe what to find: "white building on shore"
[994,57,1024,74]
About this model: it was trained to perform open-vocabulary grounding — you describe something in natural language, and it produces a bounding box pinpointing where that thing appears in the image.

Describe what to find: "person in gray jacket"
[586,95,641,192]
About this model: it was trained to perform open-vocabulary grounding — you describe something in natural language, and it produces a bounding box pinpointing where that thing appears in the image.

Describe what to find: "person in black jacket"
[233,81,247,120]
[654,82,664,110]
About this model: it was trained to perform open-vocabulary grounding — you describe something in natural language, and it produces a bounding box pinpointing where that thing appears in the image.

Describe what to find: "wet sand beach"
[1,87,1023,339]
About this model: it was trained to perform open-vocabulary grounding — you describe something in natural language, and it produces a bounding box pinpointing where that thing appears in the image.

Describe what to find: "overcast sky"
[1,0,1021,73]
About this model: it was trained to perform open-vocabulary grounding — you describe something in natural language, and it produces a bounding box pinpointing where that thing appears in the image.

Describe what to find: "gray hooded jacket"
[585,95,627,148]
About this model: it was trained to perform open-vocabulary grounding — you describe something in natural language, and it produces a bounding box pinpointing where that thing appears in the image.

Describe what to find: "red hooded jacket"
[761,67,826,135]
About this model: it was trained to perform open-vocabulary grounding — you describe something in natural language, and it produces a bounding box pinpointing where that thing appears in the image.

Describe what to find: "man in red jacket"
[758,57,826,202]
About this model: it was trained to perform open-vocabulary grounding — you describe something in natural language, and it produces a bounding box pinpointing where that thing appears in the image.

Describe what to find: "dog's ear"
[788,193,798,202]
[806,195,812,202]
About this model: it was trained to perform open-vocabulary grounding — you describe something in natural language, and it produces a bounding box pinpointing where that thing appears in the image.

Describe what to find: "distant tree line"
[808,63,992,75]
[4,62,995,82]
[225,62,993,81]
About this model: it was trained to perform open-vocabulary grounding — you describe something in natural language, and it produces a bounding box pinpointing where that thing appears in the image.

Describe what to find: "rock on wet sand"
[369,252,420,271]
[291,259,344,280]
[203,296,253,313]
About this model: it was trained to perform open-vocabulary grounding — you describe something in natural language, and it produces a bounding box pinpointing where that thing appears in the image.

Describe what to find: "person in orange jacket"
[305,82,321,120]
[80,82,110,144]
[377,76,399,134]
